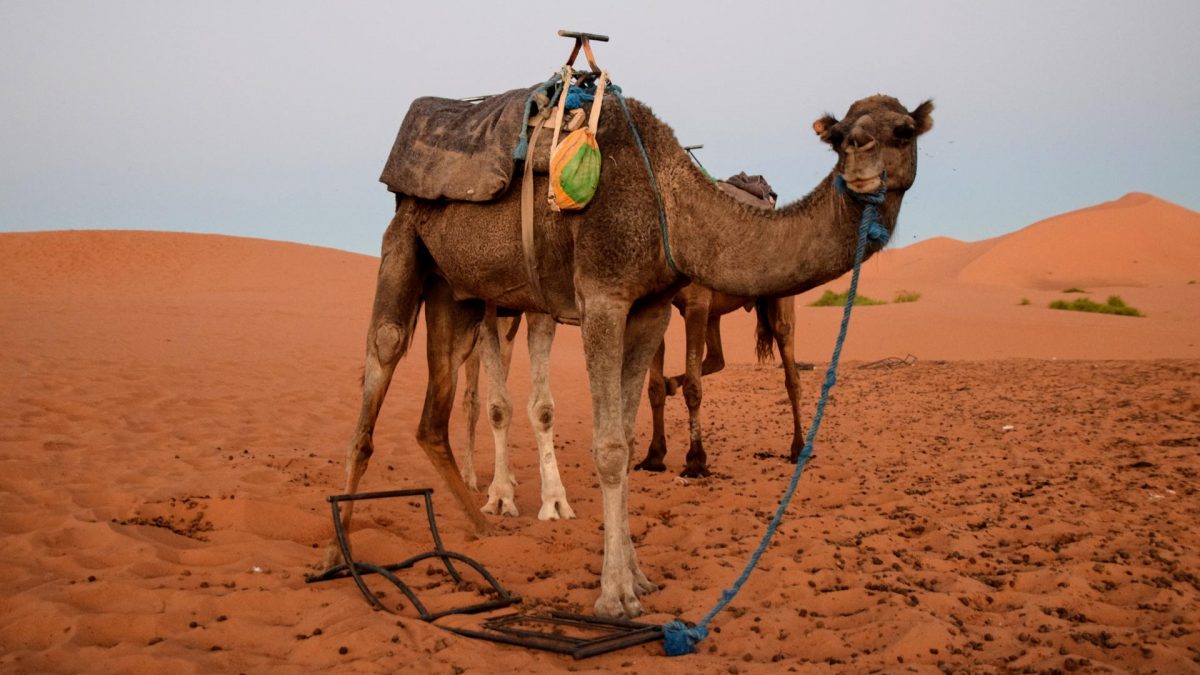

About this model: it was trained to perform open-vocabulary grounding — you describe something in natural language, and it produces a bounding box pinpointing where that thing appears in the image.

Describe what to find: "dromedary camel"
[634,180,813,478]
[325,92,933,618]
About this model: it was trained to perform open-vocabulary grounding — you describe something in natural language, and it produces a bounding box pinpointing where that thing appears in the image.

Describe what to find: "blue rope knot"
[662,620,708,656]
[564,86,594,110]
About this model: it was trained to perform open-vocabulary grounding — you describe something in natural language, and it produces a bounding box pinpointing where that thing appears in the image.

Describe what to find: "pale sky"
[2,1,1197,255]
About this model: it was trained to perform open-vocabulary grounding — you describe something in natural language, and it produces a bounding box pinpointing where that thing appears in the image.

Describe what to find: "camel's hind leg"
[770,296,808,462]
[416,277,490,535]
[525,312,574,520]
[480,309,521,516]
[616,300,673,600]
[320,208,428,571]
[679,295,714,478]
[633,340,668,472]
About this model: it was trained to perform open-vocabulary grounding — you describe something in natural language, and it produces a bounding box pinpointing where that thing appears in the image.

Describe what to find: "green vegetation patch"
[1062,287,1088,293]
[1048,295,1142,317]
[1019,298,1031,306]
[893,290,922,303]
[809,289,887,307]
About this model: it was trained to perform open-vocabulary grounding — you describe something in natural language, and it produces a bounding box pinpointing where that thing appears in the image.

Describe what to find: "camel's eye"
[826,129,845,146]
[893,124,915,140]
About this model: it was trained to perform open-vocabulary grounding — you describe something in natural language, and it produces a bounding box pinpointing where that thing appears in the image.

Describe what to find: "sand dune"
[2,195,1199,673]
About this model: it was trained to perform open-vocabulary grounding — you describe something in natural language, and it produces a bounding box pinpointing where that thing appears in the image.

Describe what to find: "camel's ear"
[812,114,839,144]
[911,100,934,136]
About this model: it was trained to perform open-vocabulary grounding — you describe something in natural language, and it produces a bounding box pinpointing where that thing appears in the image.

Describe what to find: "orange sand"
[2,194,1199,673]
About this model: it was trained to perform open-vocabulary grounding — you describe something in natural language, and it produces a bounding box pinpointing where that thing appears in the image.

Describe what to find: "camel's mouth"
[844,175,883,195]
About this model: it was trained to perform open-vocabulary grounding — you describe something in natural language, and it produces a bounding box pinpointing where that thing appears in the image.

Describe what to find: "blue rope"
[512,73,561,162]
[662,177,889,656]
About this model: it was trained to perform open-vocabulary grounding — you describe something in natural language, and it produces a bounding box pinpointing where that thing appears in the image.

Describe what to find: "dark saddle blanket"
[718,172,778,208]
[721,172,777,206]
[380,86,545,202]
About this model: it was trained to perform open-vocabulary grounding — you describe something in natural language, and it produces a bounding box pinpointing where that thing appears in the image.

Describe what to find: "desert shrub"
[809,289,887,307]
[1019,298,1031,306]
[1048,295,1142,317]
[893,290,922,303]
[1062,287,1088,293]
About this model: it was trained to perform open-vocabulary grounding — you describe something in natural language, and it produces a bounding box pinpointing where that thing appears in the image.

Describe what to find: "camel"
[458,307,574,520]
[634,181,814,478]
[324,92,933,619]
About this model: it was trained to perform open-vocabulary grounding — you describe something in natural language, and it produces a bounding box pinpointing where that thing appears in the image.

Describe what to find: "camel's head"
[812,95,934,195]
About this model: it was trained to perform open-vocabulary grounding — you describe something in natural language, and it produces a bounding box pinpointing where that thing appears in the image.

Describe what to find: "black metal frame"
[304,488,520,620]
[444,611,663,659]
[307,488,663,658]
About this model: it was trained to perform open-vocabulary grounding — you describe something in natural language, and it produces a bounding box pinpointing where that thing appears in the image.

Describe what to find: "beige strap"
[588,71,609,131]
[546,67,573,211]
[522,115,554,313]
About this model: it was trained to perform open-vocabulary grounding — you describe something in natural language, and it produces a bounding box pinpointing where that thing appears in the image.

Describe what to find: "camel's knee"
[528,400,554,432]
[647,376,666,404]
[771,319,793,341]
[488,399,513,430]
[415,419,447,450]
[374,322,408,365]
[593,442,628,488]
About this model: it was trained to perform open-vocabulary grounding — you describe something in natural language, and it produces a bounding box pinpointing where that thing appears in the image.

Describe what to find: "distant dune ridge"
[1,192,1197,363]
[860,193,1200,289]
[2,195,1199,672]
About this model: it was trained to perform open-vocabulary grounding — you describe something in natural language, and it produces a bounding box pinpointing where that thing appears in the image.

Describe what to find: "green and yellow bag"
[548,71,607,211]
[550,128,601,210]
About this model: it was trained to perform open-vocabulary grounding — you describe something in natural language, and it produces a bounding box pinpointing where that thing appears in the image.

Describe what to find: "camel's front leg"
[770,296,808,462]
[581,296,646,618]
[525,312,574,520]
[480,310,521,516]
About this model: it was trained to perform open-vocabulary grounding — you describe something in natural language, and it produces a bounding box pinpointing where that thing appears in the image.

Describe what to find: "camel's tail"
[754,298,774,363]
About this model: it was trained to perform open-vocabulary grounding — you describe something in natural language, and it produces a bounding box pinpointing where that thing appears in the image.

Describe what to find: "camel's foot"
[594,585,645,619]
[681,440,710,478]
[633,457,667,472]
[635,440,668,472]
[315,542,346,573]
[482,481,519,517]
[788,438,807,464]
[537,492,576,521]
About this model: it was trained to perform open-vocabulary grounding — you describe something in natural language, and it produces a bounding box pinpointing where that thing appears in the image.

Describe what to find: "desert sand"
[2,193,1199,673]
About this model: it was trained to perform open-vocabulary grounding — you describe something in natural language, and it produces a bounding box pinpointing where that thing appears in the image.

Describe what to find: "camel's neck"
[660,151,905,298]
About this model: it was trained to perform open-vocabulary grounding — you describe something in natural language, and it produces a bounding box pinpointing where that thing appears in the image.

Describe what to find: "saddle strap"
[588,71,609,131]
[546,66,574,210]
[521,115,555,316]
